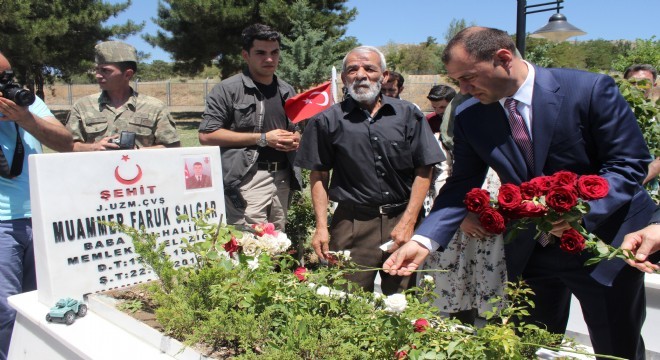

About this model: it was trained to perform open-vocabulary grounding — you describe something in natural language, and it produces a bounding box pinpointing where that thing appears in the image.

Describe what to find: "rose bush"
[105,211,608,360]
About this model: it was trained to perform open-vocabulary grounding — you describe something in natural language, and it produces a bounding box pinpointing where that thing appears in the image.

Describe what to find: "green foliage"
[611,37,660,72]
[137,60,176,81]
[108,215,598,359]
[616,77,660,157]
[278,0,344,91]
[145,0,357,78]
[523,38,556,68]
[102,222,177,293]
[547,42,587,69]
[579,39,620,71]
[616,76,660,202]
[117,299,143,313]
[0,0,142,98]
[385,42,444,75]
[285,187,316,264]
[444,18,474,44]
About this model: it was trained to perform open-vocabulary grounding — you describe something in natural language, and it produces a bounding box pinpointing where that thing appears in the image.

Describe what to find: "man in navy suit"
[384,27,654,359]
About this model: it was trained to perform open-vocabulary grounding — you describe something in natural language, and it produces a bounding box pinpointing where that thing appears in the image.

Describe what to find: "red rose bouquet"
[464,171,634,265]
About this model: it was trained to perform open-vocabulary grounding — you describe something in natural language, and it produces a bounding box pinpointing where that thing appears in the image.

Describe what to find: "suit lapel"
[531,66,563,176]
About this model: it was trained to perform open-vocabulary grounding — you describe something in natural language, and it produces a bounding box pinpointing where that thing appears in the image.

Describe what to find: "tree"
[138,60,176,81]
[547,42,586,69]
[611,37,660,72]
[0,0,143,99]
[444,18,473,44]
[278,0,354,91]
[397,43,442,75]
[579,39,621,71]
[524,37,556,68]
[145,0,357,79]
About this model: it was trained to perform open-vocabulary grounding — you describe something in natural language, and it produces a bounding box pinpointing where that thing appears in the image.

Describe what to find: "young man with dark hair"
[199,24,301,230]
[381,71,405,98]
[624,64,659,186]
[66,40,180,151]
[623,64,657,89]
[425,84,456,133]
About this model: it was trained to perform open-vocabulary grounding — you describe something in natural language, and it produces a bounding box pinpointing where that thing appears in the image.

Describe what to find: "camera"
[0,70,35,107]
[111,131,136,150]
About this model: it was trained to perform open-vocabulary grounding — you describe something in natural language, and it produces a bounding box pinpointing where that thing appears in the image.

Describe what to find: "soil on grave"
[102,286,238,359]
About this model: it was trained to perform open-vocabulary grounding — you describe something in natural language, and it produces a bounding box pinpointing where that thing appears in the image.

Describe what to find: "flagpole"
[331,66,337,104]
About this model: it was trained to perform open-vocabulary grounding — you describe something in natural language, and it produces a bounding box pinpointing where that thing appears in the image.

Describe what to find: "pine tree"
[144,0,356,79]
[0,0,142,99]
[278,0,349,92]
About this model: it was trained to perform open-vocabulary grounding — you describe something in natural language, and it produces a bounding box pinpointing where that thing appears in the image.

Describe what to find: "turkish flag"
[285,81,333,123]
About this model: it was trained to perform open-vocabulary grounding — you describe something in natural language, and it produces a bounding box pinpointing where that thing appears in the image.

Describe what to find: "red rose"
[395,350,408,359]
[294,267,308,281]
[519,181,541,200]
[414,318,430,332]
[529,175,554,195]
[545,186,578,213]
[464,188,491,213]
[497,184,523,211]
[252,223,277,236]
[577,175,609,200]
[552,171,578,188]
[223,236,239,256]
[479,208,507,234]
[511,201,547,219]
[559,229,586,254]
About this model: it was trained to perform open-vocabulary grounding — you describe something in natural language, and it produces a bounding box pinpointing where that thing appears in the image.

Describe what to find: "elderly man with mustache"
[295,46,444,294]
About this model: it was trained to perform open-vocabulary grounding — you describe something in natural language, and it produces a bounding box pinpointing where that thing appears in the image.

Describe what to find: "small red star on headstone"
[121,155,130,162]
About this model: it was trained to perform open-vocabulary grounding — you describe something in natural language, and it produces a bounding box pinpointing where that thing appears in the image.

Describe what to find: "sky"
[105,0,659,63]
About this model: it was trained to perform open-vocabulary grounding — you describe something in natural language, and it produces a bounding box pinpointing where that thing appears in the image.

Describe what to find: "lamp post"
[516,0,586,58]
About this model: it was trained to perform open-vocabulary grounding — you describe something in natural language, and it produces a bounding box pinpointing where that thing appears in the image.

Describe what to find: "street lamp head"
[530,13,586,42]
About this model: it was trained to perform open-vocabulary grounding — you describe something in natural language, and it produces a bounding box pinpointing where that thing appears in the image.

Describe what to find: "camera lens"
[7,88,35,107]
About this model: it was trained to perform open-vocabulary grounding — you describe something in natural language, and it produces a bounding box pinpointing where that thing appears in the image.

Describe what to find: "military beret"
[95,41,137,64]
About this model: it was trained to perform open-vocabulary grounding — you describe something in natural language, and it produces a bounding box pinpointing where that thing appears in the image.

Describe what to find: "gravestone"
[28,147,225,305]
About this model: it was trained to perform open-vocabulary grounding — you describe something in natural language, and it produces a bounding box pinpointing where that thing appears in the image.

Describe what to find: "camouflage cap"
[95,41,137,64]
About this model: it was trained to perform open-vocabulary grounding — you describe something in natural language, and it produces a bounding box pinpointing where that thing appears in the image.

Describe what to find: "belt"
[345,201,409,216]
[256,161,287,172]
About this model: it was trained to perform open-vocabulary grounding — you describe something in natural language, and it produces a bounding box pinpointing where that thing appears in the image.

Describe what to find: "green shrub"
[110,214,607,360]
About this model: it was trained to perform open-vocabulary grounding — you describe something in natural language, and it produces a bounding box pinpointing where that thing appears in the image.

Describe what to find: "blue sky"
[106,0,659,62]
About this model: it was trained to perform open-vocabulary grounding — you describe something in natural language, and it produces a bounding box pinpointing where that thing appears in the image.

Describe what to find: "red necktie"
[504,98,534,172]
[505,98,550,246]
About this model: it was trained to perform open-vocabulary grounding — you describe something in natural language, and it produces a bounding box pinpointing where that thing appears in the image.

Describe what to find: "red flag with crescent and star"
[284,81,334,123]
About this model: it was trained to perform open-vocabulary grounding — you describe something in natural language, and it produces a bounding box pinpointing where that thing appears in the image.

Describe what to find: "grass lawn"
[49,110,203,149]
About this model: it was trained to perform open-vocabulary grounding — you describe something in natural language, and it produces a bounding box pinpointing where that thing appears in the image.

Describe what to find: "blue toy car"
[45,298,87,325]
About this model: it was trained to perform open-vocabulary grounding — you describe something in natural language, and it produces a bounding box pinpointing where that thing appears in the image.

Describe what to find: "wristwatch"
[256,133,267,147]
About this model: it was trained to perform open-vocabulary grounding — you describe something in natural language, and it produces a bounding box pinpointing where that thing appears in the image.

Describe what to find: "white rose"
[422,275,434,286]
[340,250,351,261]
[241,242,261,257]
[316,286,331,297]
[383,293,407,314]
[247,257,259,270]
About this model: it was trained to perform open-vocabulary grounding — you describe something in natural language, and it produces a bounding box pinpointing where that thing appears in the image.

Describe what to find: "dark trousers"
[522,243,646,360]
[329,204,415,295]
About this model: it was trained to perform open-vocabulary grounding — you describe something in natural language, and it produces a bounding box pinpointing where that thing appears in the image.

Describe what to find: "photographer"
[0,52,72,360]
[65,41,180,151]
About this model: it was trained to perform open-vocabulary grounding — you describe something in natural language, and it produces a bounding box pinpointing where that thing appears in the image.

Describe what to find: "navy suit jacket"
[416,65,655,286]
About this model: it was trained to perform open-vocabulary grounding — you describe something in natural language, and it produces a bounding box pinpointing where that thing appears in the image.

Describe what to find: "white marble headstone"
[28,147,225,305]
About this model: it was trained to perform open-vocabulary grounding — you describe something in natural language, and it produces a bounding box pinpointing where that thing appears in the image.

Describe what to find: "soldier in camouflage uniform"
[65,41,180,150]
